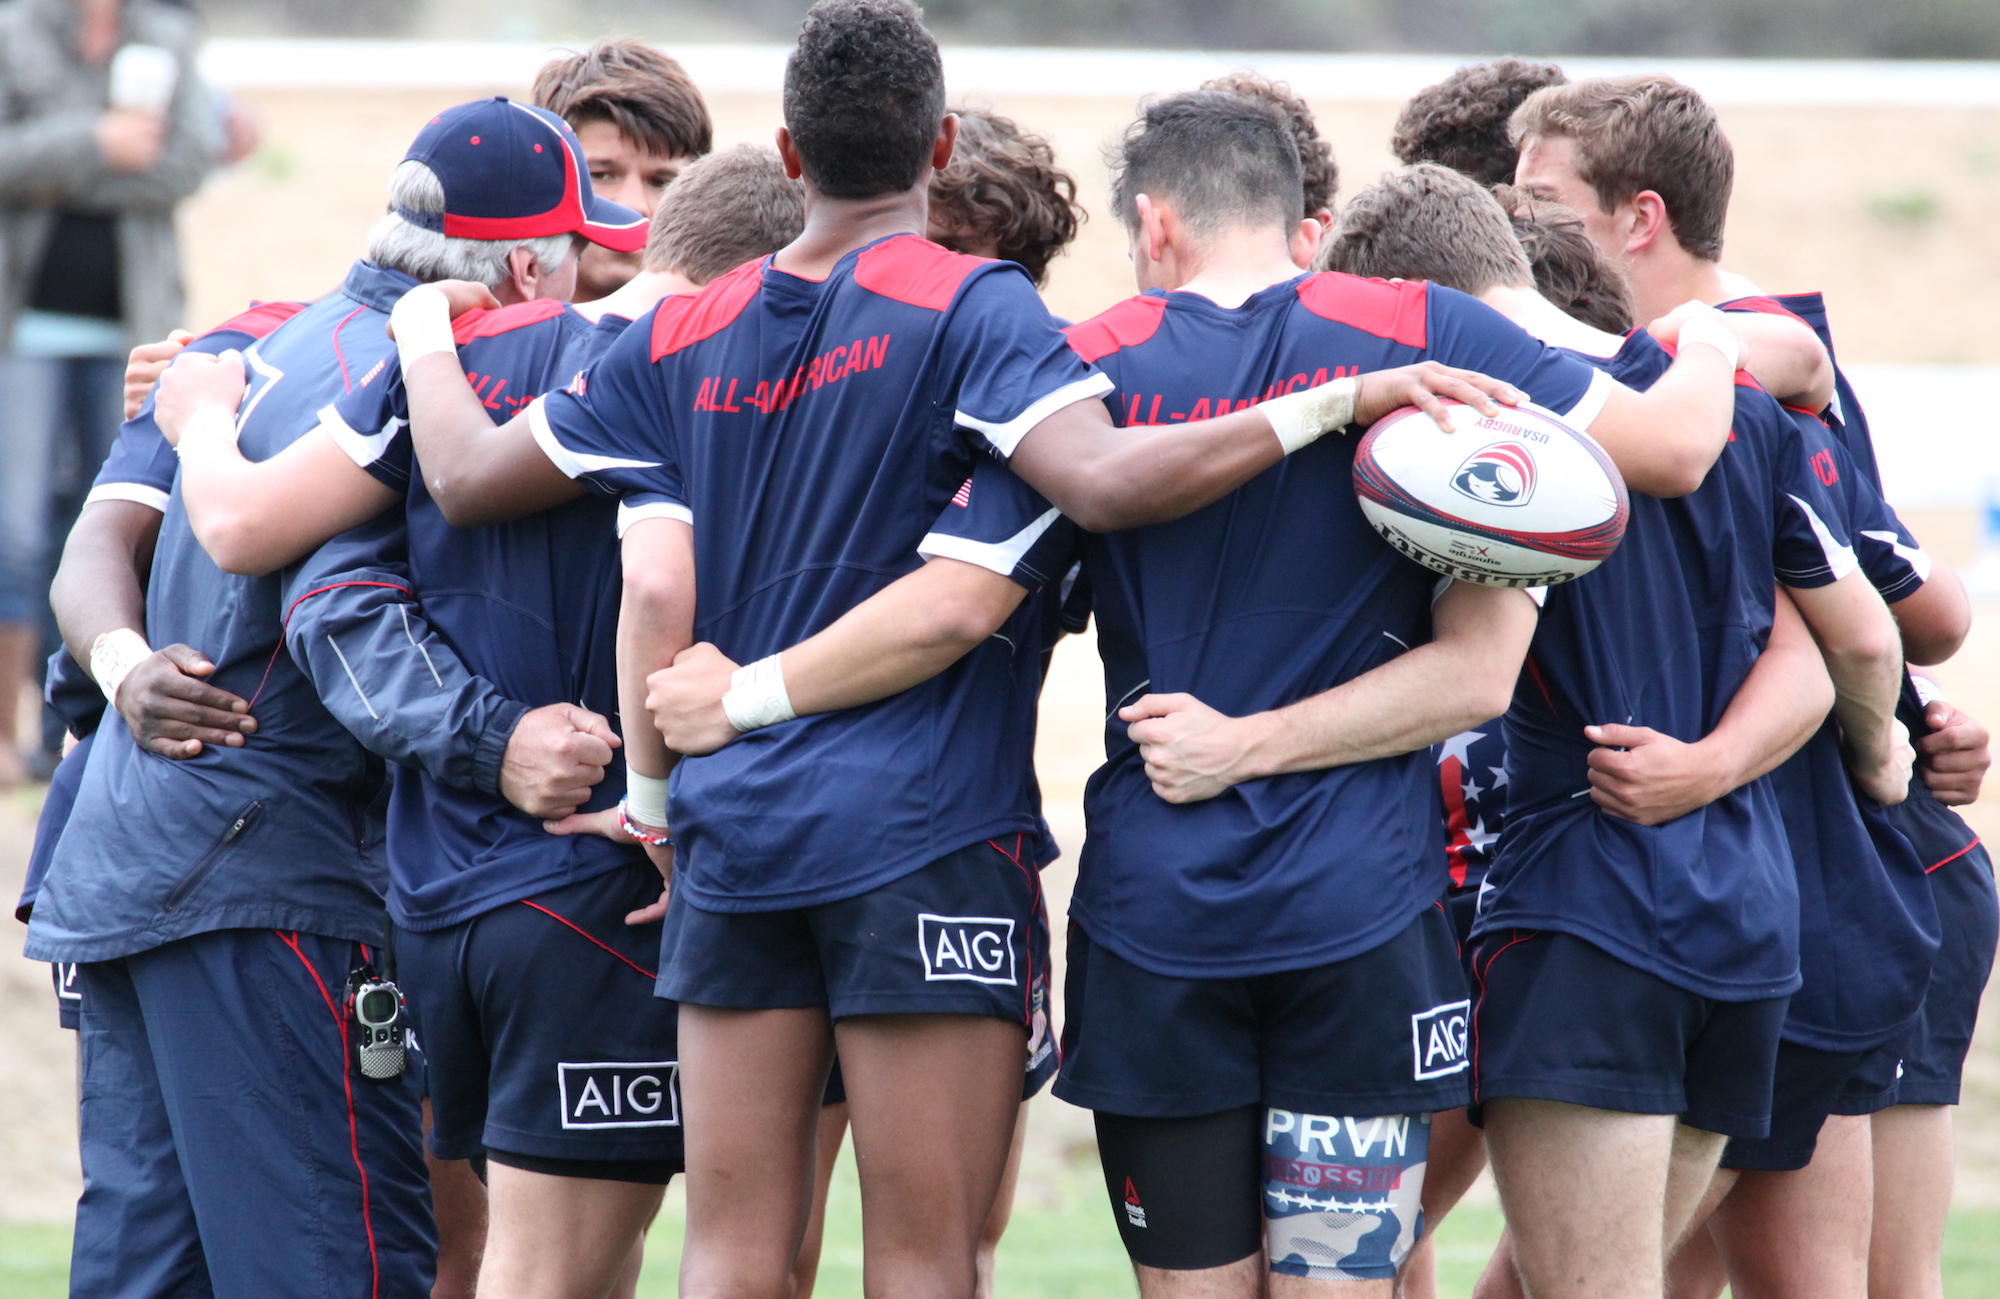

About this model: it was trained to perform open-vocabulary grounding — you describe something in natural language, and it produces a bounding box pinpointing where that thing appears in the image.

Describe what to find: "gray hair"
[365,160,575,289]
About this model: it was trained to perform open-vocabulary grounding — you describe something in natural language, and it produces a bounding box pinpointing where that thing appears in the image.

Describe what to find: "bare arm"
[1786,568,1911,803]
[1007,363,1527,533]
[401,355,583,528]
[1649,305,1835,414]
[1119,581,1539,804]
[646,556,1029,756]
[1890,565,1970,666]
[1584,588,1832,825]
[50,500,257,757]
[618,517,699,803]
[1582,340,1737,498]
[152,351,398,576]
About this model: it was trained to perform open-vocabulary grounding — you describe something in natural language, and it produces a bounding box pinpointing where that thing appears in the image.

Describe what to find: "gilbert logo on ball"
[1451,442,1538,507]
[1353,401,1628,588]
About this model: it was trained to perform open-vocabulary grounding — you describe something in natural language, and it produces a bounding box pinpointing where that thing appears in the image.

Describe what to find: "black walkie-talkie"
[345,963,410,1082]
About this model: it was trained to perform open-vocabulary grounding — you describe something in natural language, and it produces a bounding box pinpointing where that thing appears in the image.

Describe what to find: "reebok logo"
[918,914,1017,985]
[1411,1000,1471,1080]
[1124,1177,1147,1228]
[557,1061,680,1130]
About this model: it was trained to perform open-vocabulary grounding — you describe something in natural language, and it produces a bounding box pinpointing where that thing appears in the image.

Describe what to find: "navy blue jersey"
[27,263,415,964]
[1767,429,1940,1048]
[1479,332,1852,1000]
[294,298,633,931]
[1065,273,1605,979]
[533,235,1110,912]
[1723,292,1980,871]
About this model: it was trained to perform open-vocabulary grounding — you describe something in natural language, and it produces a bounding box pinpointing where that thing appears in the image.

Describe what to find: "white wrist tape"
[624,769,670,828]
[721,654,797,734]
[89,627,152,704]
[1677,310,1742,371]
[175,405,239,457]
[390,284,458,367]
[1260,375,1358,455]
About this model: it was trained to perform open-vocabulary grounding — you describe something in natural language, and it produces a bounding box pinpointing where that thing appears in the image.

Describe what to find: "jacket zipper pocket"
[163,801,265,910]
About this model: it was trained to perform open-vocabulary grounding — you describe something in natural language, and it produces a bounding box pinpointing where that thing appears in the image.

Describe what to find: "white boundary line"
[198,40,2000,107]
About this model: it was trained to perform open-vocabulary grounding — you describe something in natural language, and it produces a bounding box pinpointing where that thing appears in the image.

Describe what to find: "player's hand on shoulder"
[124,330,193,420]
[1582,723,1724,826]
[1353,362,1525,436]
[501,702,620,820]
[1917,698,1989,806]
[153,349,247,446]
[407,280,501,324]
[1120,692,1256,804]
[1850,717,1916,807]
[117,644,258,759]
[647,643,743,757]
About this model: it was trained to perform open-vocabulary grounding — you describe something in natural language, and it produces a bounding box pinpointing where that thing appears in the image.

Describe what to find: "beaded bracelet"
[617,799,674,848]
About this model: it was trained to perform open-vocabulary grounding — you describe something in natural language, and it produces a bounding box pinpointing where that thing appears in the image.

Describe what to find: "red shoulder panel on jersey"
[451,297,569,344]
[852,234,989,312]
[1721,295,1812,327]
[1063,296,1168,363]
[1295,273,1429,349]
[652,258,765,360]
[1657,340,1764,392]
[208,300,307,339]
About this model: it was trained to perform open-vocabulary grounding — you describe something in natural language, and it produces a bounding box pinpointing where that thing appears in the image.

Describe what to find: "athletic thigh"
[131,928,435,1299]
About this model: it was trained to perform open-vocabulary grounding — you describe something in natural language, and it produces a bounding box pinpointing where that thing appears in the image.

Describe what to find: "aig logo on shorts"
[557,1061,681,1130]
[918,914,1017,985]
[1411,1000,1470,1080]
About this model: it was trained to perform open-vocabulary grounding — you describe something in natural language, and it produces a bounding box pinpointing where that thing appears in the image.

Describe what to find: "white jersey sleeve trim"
[528,394,662,480]
[918,506,1062,579]
[956,372,1114,458]
[1559,367,1615,433]
[83,482,171,513]
[1787,494,1861,581]
[616,499,694,538]
[1859,529,1933,583]
[318,402,404,469]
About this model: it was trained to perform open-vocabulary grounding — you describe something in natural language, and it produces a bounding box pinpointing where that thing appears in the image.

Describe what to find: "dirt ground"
[6,66,2000,1223]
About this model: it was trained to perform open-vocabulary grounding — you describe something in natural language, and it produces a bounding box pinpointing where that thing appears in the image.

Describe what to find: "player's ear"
[1626,191,1672,256]
[932,113,959,175]
[773,126,805,182]
[1289,218,1322,270]
[1135,194,1169,268]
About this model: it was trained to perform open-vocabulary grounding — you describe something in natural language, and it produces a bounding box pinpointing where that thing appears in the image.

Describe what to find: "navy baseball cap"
[398,96,648,252]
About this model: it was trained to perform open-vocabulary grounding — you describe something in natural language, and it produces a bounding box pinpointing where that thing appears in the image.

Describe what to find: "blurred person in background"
[0,0,217,786]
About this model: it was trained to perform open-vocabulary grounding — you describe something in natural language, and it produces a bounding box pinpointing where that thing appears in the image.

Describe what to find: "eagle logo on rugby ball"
[1450,442,1538,508]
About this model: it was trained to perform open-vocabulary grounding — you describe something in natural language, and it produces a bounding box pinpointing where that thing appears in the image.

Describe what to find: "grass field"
[12,1154,1996,1298]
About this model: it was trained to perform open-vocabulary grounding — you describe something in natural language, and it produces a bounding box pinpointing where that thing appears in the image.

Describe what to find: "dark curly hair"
[1491,184,1635,333]
[1200,71,1339,216]
[783,0,945,200]
[1392,58,1569,187]
[927,107,1082,287]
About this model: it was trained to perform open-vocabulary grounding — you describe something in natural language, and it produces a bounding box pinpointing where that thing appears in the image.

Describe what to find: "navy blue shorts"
[660,835,1050,1029]
[1893,843,1997,1106]
[397,860,683,1177]
[73,928,434,1299]
[1055,904,1473,1119]
[1720,1040,1866,1171]
[1469,929,1787,1139]
[1829,1041,1906,1118]
[1445,887,1479,986]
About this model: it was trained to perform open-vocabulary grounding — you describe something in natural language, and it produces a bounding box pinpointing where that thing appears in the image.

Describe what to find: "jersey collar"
[341,261,425,316]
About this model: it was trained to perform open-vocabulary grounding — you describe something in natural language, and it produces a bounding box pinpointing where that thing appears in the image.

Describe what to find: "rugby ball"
[1352,400,1628,588]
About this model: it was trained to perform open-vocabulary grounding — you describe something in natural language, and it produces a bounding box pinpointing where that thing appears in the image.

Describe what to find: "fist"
[499,703,621,819]
[153,350,247,447]
[1917,698,1990,806]
[125,330,193,419]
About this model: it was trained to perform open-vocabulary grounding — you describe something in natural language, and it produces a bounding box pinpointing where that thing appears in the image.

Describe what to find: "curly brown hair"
[928,107,1083,287]
[1491,184,1635,333]
[1391,58,1568,187]
[1201,70,1338,215]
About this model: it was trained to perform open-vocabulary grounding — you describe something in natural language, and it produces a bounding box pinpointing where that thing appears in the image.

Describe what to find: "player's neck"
[1626,246,1730,323]
[1478,284,1626,359]
[576,269,700,322]
[772,187,930,281]
[1154,232,1305,310]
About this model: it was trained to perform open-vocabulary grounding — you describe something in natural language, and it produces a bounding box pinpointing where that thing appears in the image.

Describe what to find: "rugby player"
[150,140,802,1299]
[641,86,1742,1297]
[1392,58,1570,186]
[1507,74,1989,1297]
[532,39,712,298]
[25,96,649,1299]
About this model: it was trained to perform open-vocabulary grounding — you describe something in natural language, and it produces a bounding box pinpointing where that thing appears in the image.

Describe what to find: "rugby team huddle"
[16,2,1998,1296]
